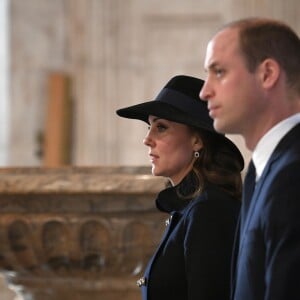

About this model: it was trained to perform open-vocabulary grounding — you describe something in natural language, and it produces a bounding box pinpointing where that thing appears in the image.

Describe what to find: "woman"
[116,75,244,300]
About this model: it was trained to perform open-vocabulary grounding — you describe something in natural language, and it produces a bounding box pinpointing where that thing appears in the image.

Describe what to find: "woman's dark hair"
[178,128,243,200]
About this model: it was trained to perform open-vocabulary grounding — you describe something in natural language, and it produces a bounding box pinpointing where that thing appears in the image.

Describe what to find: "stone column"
[0,166,166,300]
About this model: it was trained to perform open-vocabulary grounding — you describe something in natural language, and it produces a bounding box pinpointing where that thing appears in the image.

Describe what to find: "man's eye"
[215,68,224,77]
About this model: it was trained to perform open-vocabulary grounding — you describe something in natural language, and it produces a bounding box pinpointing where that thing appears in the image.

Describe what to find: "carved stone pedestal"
[0,167,166,300]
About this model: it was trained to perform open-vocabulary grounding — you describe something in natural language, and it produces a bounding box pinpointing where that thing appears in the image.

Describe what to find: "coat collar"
[155,173,196,214]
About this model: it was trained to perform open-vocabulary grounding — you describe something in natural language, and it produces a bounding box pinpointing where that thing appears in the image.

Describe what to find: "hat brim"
[116,101,244,170]
[116,101,215,132]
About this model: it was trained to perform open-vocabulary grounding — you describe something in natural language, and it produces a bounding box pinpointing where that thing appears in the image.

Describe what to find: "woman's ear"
[192,134,203,152]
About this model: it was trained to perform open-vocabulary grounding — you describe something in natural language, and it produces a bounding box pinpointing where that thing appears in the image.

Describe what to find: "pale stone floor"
[0,275,20,300]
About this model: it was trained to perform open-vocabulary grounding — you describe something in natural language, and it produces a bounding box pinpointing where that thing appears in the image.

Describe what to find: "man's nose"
[199,81,210,101]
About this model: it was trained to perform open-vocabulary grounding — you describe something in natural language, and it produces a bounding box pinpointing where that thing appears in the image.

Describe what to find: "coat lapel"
[230,214,241,299]
[143,211,181,276]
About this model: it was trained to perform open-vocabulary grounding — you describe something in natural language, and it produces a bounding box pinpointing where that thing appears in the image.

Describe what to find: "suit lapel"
[239,123,300,252]
[239,171,266,250]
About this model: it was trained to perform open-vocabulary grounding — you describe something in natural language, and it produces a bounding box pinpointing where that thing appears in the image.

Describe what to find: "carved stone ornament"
[0,166,166,300]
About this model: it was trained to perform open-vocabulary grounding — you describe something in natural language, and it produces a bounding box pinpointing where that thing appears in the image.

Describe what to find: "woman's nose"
[143,133,152,147]
[143,129,156,147]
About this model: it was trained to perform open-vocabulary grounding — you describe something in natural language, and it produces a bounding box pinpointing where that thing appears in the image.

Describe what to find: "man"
[200,18,300,300]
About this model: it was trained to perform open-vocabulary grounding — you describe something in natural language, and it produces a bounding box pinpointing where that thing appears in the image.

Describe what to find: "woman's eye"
[157,124,167,132]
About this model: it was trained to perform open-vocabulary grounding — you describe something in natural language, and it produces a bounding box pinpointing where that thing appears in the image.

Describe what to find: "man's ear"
[258,58,280,89]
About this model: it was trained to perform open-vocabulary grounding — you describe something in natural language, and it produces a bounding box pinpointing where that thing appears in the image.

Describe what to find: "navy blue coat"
[232,123,300,300]
[138,178,240,300]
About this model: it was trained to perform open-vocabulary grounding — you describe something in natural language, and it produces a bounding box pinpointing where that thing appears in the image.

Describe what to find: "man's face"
[200,28,263,138]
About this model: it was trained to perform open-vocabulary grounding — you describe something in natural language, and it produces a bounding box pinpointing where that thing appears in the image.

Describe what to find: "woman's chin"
[151,166,162,177]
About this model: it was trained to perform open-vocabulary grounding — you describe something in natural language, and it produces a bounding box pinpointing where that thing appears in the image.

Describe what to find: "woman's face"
[143,115,202,185]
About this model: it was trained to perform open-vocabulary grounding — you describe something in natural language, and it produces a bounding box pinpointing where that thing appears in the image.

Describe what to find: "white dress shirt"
[252,113,300,181]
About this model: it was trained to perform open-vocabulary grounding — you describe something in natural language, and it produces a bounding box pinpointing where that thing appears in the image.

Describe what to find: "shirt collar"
[252,113,300,181]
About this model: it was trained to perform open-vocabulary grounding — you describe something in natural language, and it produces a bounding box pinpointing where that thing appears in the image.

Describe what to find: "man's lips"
[208,104,220,118]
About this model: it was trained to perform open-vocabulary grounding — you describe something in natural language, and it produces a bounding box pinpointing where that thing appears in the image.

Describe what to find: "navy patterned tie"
[240,160,256,230]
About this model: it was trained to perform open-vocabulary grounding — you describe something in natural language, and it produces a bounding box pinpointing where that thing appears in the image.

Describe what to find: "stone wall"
[8,0,300,168]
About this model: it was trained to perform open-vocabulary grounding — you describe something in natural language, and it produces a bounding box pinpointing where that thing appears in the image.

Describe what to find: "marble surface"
[0,275,19,300]
[0,166,165,194]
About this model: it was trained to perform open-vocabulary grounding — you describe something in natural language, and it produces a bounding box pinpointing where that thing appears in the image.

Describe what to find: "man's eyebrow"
[206,62,219,71]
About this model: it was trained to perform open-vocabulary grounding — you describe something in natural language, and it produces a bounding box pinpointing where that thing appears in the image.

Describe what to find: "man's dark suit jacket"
[139,178,240,300]
[232,123,300,300]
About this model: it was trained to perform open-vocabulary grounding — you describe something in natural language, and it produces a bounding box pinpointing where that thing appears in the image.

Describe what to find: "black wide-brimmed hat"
[116,75,244,170]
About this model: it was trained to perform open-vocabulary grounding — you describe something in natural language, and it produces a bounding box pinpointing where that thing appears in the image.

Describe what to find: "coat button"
[136,277,147,287]
[165,215,172,226]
